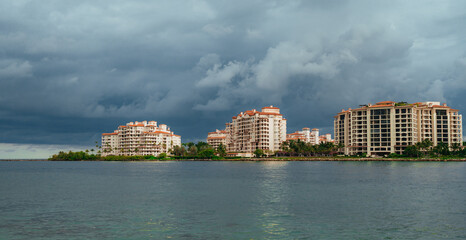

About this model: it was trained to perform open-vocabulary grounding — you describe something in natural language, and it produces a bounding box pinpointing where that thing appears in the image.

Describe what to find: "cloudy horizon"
[1,0,465,158]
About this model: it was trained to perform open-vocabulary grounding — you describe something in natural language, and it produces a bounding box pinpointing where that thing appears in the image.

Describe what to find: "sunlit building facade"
[287,127,321,145]
[101,121,181,156]
[225,106,287,157]
[319,134,334,144]
[206,129,228,150]
[334,101,463,156]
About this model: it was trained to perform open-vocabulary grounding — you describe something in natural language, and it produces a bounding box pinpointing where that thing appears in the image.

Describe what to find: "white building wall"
[225,106,286,154]
[101,121,181,157]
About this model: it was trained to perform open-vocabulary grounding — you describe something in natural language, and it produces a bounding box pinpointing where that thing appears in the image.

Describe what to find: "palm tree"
[216,144,227,157]
[280,141,290,152]
[415,139,433,157]
[451,142,461,155]
[337,142,345,155]
[188,145,197,156]
[433,142,450,156]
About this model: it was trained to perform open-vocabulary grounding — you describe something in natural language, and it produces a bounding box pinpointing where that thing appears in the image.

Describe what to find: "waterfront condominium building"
[334,101,463,156]
[286,128,321,145]
[206,129,228,150]
[224,106,287,157]
[101,121,181,157]
[319,134,334,144]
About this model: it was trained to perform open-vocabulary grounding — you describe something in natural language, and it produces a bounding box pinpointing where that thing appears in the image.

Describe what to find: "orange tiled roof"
[102,133,118,136]
[143,131,171,135]
[128,124,145,127]
[244,110,256,116]
[262,106,279,109]
[287,137,304,140]
[376,101,395,104]
[259,112,282,116]
[209,130,227,134]
[432,105,450,108]
[369,104,393,108]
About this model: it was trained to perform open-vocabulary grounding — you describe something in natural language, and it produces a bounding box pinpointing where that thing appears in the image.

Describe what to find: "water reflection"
[0,161,465,239]
[259,161,288,168]
[257,161,292,238]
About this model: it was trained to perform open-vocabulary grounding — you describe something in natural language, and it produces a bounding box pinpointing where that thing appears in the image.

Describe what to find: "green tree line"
[170,142,230,159]
[49,142,231,161]
[277,140,344,157]
[394,139,466,158]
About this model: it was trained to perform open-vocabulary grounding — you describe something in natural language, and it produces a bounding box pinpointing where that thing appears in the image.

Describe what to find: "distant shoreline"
[2,158,466,162]
[0,159,47,161]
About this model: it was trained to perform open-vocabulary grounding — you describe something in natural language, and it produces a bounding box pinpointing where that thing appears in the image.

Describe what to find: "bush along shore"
[48,140,466,161]
[49,142,239,161]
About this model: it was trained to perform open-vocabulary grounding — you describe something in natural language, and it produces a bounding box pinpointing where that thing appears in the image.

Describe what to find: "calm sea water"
[0,161,465,239]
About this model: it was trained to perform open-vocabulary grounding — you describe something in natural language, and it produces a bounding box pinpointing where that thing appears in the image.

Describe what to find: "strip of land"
[3,158,465,161]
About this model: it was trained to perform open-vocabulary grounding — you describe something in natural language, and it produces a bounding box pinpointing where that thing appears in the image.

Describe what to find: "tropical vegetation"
[48,139,466,161]
[276,140,344,157]
[49,142,237,161]
[394,139,466,158]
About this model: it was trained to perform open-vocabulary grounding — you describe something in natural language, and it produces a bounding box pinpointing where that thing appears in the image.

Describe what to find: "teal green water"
[0,161,465,239]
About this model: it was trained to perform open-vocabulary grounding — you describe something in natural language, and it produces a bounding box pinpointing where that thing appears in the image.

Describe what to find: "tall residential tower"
[334,101,462,156]
[217,106,287,157]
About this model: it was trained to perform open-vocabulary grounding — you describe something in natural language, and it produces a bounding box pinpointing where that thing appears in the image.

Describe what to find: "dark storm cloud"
[0,0,465,153]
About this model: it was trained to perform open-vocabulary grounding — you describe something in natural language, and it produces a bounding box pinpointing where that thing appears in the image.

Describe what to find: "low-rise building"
[101,121,181,156]
[319,134,334,144]
[334,101,463,156]
[286,127,320,144]
[206,129,228,150]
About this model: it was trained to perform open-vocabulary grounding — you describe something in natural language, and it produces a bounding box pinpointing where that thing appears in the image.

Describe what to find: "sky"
[1,0,466,159]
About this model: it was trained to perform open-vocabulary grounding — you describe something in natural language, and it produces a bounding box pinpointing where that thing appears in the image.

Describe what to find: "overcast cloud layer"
[1,0,466,158]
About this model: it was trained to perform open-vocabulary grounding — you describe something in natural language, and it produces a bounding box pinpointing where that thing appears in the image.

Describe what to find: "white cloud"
[202,24,234,37]
[246,28,261,39]
[197,60,250,87]
[0,60,32,78]
[1,0,466,152]
[195,53,220,71]
[254,42,358,90]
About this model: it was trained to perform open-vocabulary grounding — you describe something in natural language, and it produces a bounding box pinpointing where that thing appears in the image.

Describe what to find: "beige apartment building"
[101,121,181,156]
[286,128,321,145]
[222,106,287,157]
[319,134,334,144]
[334,101,463,156]
[206,129,228,150]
